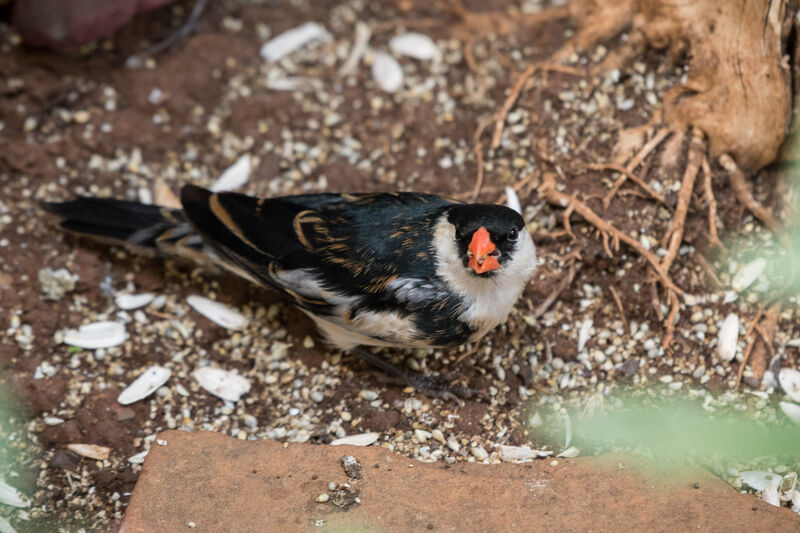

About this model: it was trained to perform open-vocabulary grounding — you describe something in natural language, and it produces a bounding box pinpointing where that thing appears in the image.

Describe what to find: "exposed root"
[463,35,486,100]
[748,304,781,386]
[608,285,628,331]
[662,291,680,348]
[694,253,723,289]
[735,306,779,389]
[470,117,493,201]
[604,128,671,206]
[540,172,682,296]
[660,128,704,269]
[441,0,570,41]
[531,262,578,320]
[491,63,581,150]
[735,310,763,388]
[700,156,724,249]
[719,154,782,234]
[588,163,665,208]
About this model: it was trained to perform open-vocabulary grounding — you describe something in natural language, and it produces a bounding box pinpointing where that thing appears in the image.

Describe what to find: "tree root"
[540,172,682,298]
[719,154,782,235]
[700,156,724,250]
[491,63,581,150]
[660,128,704,270]
[470,117,493,202]
[608,285,628,332]
[588,163,665,208]
[736,304,780,388]
[603,128,671,206]
[531,261,579,321]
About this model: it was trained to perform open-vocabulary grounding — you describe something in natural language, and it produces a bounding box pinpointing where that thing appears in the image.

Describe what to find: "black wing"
[179,185,460,312]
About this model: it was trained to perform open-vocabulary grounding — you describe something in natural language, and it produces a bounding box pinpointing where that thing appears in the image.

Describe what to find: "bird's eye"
[507,228,519,241]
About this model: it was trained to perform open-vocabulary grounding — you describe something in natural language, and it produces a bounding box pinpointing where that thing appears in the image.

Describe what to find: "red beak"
[468,226,500,274]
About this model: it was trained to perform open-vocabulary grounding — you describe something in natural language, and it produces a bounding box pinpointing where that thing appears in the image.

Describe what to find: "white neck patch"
[432,215,537,333]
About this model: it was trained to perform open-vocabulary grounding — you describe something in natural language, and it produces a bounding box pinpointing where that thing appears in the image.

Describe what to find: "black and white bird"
[44,186,537,398]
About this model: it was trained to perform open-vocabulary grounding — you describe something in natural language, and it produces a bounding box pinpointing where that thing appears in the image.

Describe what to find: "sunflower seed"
[470,446,488,461]
[115,292,155,310]
[117,366,172,405]
[265,77,323,92]
[499,445,552,462]
[260,22,330,62]
[186,296,248,330]
[740,471,782,492]
[779,401,800,425]
[67,443,111,461]
[558,446,580,458]
[0,480,30,508]
[371,52,403,93]
[127,450,149,464]
[62,321,127,349]
[0,516,17,533]
[717,313,739,362]
[778,368,800,402]
[193,367,251,402]
[211,155,252,192]
[732,258,766,292]
[330,432,379,447]
[763,485,781,507]
[389,33,441,62]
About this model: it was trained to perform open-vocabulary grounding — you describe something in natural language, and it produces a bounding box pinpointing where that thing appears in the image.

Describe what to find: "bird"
[44,185,537,400]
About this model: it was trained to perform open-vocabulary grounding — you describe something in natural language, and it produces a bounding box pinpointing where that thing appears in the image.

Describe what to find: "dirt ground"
[0,0,798,531]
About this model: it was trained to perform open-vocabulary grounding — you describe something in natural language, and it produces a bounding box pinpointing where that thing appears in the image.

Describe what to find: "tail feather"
[42,197,186,250]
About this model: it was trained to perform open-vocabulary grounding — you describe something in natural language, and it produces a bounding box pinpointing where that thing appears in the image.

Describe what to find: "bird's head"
[445,204,535,278]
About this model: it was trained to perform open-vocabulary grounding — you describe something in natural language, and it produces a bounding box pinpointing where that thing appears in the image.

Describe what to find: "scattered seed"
[732,258,766,292]
[260,22,330,62]
[62,321,127,349]
[193,367,251,402]
[0,480,30,508]
[389,33,441,62]
[371,52,403,93]
[717,313,739,362]
[115,292,155,310]
[117,366,172,405]
[778,368,800,402]
[331,432,379,447]
[210,155,251,192]
[66,443,111,461]
[186,296,248,330]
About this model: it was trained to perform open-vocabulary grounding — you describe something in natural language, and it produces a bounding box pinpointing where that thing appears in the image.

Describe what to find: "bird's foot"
[351,348,480,405]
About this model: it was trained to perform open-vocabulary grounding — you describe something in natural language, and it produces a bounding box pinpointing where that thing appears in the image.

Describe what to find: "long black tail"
[42,197,192,251]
